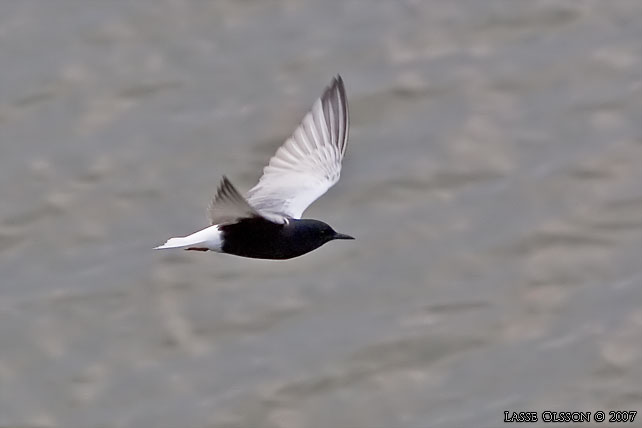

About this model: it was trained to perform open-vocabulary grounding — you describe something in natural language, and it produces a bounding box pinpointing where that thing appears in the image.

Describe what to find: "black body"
[220,217,353,260]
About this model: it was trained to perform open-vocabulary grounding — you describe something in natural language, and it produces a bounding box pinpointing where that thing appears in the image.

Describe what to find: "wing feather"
[246,75,349,219]
[208,176,263,225]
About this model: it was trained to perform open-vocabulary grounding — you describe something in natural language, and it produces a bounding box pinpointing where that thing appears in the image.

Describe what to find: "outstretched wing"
[208,176,263,225]
[246,75,349,219]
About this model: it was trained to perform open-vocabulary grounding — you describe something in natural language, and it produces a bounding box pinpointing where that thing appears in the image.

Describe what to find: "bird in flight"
[155,76,354,259]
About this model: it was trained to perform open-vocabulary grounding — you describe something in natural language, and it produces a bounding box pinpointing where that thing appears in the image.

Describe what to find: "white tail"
[154,225,223,251]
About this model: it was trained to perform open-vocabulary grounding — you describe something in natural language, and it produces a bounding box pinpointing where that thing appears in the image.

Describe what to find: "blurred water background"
[1,1,641,427]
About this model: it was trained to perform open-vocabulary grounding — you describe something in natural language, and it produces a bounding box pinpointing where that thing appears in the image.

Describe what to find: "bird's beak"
[333,232,355,240]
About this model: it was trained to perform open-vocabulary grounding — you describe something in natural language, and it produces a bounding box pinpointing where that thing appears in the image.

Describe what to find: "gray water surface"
[1,1,641,427]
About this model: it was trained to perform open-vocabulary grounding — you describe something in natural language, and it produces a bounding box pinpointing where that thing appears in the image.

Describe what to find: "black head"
[290,219,354,246]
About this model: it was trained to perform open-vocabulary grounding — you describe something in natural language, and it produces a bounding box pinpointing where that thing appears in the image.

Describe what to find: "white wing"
[246,75,349,219]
